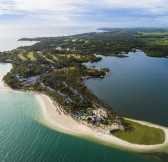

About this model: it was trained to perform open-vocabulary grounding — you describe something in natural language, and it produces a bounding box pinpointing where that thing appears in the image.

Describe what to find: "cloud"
[1,0,168,27]
[1,0,168,15]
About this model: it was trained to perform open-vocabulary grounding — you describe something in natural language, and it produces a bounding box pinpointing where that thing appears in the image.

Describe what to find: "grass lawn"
[52,55,58,60]
[144,38,168,46]
[58,54,82,59]
[57,54,97,62]
[140,32,168,46]
[18,54,27,61]
[111,119,165,145]
[40,53,53,63]
[27,52,36,61]
[68,66,76,71]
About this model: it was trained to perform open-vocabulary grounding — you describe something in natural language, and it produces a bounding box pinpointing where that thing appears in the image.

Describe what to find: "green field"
[27,52,36,61]
[111,119,165,145]
[147,38,168,46]
[18,54,27,61]
[140,32,168,36]
[68,66,76,71]
[40,53,53,62]
[58,54,82,59]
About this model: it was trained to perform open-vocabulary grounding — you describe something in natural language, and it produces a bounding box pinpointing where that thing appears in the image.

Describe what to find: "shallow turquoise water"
[0,91,156,162]
[84,51,168,127]
[0,64,157,162]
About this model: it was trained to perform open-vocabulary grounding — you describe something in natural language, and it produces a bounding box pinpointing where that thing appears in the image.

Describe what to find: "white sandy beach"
[35,93,168,152]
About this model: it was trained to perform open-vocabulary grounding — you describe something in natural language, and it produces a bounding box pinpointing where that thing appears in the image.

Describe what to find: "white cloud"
[0,0,89,24]
[14,0,76,11]
[1,0,168,26]
[1,0,168,14]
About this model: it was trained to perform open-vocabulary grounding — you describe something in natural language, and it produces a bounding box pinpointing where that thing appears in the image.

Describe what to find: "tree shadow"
[122,120,135,133]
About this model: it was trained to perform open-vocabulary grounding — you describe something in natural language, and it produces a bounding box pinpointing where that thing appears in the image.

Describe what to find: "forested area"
[1,29,168,126]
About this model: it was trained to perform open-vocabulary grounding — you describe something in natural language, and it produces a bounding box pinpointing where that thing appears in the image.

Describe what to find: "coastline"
[35,93,168,152]
[1,64,168,153]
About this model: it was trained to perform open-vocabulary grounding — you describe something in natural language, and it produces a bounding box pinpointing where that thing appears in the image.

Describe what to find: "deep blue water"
[84,51,168,127]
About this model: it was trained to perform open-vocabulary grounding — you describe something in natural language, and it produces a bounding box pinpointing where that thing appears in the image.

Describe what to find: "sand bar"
[35,93,168,152]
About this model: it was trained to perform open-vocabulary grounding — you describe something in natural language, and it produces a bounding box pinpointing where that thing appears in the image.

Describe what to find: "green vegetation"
[19,30,168,57]
[19,32,140,56]
[140,32,168,36]
[18,54,27,61]
[111,119,165,145]
[1,46,109,114]
[58,54,82,58]
[27,52,36,61]
[137,31,168,57]
[1,29,168,113]
[57,54,101,62]
[0,28,168,138]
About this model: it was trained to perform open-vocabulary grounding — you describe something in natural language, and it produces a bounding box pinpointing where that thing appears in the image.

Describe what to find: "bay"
[84,51,168,127]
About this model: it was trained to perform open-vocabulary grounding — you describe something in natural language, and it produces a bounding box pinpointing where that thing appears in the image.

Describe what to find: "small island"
[0,28,168,152]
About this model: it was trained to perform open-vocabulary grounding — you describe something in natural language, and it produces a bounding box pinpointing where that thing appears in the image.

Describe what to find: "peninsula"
[1,28,168,152]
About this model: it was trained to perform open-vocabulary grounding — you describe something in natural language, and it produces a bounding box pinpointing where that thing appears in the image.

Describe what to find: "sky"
[0,0,168,28]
